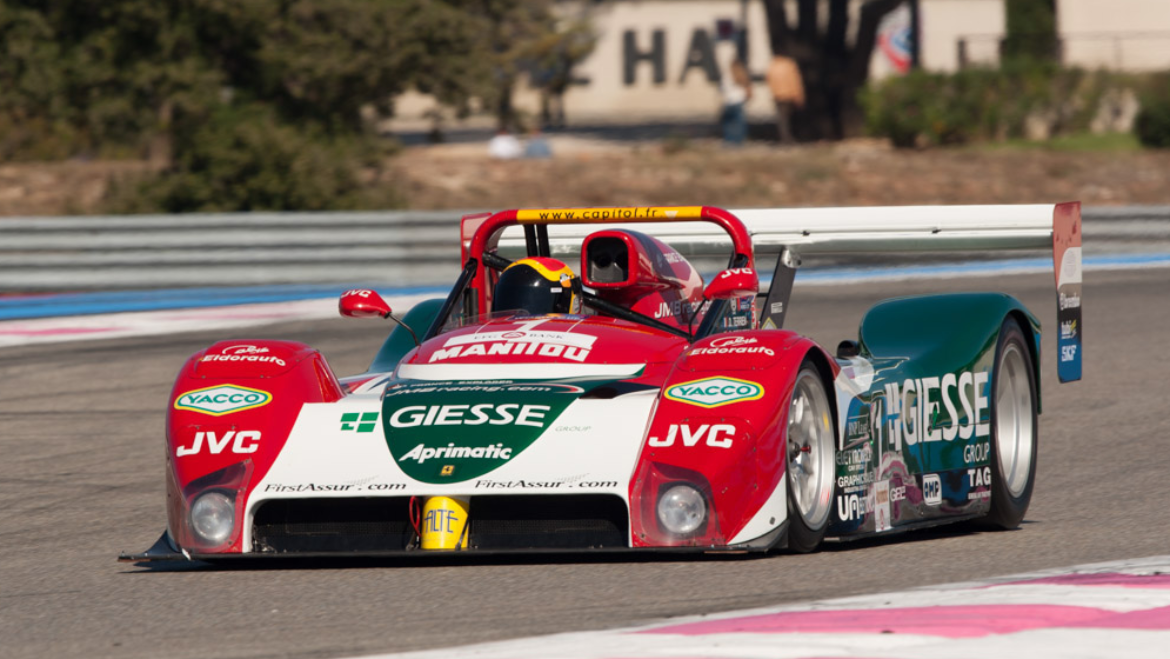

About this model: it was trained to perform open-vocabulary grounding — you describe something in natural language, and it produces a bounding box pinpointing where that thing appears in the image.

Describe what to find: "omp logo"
[923,474,942,506]
[647,423,736,448]
[665,377,764,408]
[174,384,272,416]
[176,430,260,457]
[341,412,379,433]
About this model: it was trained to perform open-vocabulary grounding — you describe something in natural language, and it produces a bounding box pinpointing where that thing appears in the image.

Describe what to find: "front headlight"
[656,483,707,536]
[190,491,235,545]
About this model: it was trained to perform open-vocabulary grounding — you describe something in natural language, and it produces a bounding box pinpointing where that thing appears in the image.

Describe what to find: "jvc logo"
[176,430,260,457]
[922,474,942,506]
[647,424,735,448]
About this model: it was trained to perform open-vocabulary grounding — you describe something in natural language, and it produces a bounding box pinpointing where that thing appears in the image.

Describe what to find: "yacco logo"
[429,320,596,363]
[880,370,990,449]
[647,423,737,448]
[689,335,775,357]
[341,412,379,433]
[176,430,260,457]
[174,384,272,416]
[665,377,764,409]
[200,344,288,367]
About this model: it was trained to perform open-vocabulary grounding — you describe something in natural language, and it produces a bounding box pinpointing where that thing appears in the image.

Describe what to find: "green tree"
[1003,0,1059,64]
[761,0,907,140]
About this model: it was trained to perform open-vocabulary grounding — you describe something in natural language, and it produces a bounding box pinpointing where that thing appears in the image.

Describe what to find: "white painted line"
[349,555,1170,659]
[0,295,432,348]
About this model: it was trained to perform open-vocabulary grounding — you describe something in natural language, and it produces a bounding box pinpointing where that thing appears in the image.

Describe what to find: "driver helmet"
[493,257,582,314]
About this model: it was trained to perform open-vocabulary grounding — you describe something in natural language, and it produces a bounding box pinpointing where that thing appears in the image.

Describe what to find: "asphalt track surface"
[0,267,1165,659]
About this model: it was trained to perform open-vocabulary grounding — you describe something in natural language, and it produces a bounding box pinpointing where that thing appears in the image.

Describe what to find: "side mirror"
[703,267,759,300]
[339,289,391,319]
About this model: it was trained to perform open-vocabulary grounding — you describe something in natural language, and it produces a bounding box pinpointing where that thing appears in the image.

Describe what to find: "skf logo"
[665,377,764,408]
[174,384,272,416]
[922,474,942,506]
[647,423,736,448]
[176,430,260,457]
[340,412,379,433]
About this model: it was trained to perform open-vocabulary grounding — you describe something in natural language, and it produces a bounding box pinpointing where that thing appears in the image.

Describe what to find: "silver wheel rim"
[996,343,1034,498]
[787,370,834,530]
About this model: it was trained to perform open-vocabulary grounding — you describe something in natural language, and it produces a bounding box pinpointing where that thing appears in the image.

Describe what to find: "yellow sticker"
[420,496,470,550]
[515,206,704,223]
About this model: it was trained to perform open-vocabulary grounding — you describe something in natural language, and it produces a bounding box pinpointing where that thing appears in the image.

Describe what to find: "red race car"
[124,204,1082,561]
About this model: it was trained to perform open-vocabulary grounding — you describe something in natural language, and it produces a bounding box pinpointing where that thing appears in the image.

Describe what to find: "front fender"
[628,330,835,548]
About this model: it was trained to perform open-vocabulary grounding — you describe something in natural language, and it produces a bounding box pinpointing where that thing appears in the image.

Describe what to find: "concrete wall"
[1059,0,1170,71]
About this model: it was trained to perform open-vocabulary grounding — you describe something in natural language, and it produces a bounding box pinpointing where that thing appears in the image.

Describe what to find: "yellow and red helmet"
[493,257,582,315]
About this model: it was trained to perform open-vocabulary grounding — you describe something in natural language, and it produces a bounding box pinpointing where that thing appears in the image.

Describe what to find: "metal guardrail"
[2,206,1167,291]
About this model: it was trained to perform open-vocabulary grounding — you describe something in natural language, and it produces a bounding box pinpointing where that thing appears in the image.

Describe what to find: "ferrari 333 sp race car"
[124,204,1083,561]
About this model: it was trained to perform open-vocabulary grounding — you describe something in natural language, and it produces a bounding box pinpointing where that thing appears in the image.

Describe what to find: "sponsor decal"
[174,384,272,416]
[1061,320,1078,340]
[688,335,776,358]
[647,423,737,448]
[475,478,620,489]
[968,466,992,490]
[1059,292,1081,311]
[837,472,875,489]
[521,206,702,222]
[654,299,703,319]
[264,482,407,493]
[964,441,990,464]
[881,370,990,449]
[200,344,287,367]
[922,473,942,506]
[341,412,379,433]
[891,484,907,502]
[384,381,583,397]
[875,481,892,532]
[664,376,764,409]
[176,430,261,457]
[399,442,514,464]
[429,319,596,363]
[836,445,872,473]
[382,381,580,483]
[837,492,874,522]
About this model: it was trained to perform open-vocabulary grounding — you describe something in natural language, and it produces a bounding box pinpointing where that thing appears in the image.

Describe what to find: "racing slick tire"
[784,361,837,553]
[983,316,1039,530]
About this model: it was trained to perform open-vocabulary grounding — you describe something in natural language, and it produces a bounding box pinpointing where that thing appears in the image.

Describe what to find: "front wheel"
[785,361,836,553]
[984,316,1038,529]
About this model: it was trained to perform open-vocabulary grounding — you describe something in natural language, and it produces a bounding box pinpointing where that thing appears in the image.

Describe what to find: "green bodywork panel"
[829,293,1041,535]
[365,298,445,375]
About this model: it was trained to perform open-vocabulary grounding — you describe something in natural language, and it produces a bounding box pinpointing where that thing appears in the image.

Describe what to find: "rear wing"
[485,203,1082,382]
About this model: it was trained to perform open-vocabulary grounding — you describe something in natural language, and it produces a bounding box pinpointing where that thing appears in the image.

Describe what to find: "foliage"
[760,0,905,140]
[1134,73,1170,149]
[862,65,1137,148]
[111,105,398,212]
[1003,0,1059,64]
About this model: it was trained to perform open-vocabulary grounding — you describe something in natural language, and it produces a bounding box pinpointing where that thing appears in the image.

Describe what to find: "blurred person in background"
[766,55,804,145]
[717,45,752,146]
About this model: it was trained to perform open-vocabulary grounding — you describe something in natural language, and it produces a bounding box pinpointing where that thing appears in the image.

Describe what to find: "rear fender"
[629,330,836,547]
[166,340,343,553]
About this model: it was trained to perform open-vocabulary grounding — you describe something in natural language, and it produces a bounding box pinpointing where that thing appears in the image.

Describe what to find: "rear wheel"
[984,316,1038,529]
[785,362,836,553]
